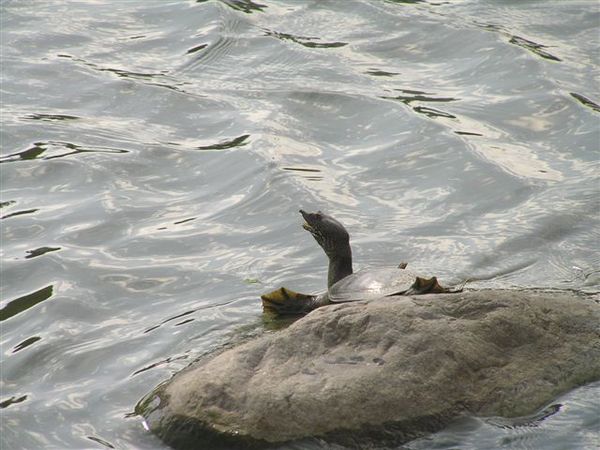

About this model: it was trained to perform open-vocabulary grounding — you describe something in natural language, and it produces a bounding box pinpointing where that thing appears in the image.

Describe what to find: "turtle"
[261,210,456,315]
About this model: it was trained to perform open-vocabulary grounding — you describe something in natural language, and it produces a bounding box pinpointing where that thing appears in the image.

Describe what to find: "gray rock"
[141,290,600,449]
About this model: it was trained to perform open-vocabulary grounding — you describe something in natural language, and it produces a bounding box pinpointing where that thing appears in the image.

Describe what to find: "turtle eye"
[315,211,323,220]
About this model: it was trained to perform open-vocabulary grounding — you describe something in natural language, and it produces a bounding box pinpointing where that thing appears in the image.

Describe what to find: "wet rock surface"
[141,290,600,449]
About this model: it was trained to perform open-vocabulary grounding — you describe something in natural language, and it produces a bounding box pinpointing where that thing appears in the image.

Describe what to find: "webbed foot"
[261,287,317,315]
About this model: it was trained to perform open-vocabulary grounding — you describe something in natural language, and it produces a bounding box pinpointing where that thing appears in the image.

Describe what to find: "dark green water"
[1,0,598,448]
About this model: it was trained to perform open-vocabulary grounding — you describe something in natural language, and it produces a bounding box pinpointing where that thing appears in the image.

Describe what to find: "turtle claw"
[261,287,316,315]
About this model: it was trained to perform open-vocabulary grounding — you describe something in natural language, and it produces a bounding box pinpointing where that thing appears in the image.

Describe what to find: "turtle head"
[299,210,350,259]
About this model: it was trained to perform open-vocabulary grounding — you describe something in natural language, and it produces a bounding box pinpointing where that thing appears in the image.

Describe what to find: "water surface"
[1,0,599,448]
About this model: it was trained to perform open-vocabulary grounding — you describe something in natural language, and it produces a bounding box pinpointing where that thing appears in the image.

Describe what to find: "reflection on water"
[1,0,598,449]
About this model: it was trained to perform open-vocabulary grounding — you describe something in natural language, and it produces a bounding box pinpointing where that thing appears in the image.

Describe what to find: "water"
[1,0,598,448]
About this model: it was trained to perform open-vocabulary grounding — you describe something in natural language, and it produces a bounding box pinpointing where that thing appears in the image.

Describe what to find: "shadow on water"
[195,134,251,151]
[0,285,54,322]
[264,29,348,49]
[11,337,43,354]
[219,0,267,15]
[473,22,562,62]
[0,395,28,410]
[132,355,191,377]
[86,435,116,449]
[365,69,400,77]
[570,93,600,113]
[25,247,61,259]
[0,141,129,163]
[282,166,323,182]
[384,0,438,5]
[1,208,39,220]
[56,54,189,94]
[24,113,80,121]
[508,35,562,62]
[381,90,458,120]
[186,43,208,55]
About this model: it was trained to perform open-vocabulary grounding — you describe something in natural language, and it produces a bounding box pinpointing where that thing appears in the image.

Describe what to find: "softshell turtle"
[261,210,455,315]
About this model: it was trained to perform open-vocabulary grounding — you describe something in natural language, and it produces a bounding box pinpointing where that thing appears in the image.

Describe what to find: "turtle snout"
[299,209,311,221]
[299,209,322,224]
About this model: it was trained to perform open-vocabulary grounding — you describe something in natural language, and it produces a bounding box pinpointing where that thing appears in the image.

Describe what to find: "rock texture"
[141,290,600,449]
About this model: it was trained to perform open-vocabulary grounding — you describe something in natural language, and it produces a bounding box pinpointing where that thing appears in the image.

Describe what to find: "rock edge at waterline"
[140,290,600,449]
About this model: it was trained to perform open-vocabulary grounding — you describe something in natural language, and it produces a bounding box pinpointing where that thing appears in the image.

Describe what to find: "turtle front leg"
[261,287,318,315]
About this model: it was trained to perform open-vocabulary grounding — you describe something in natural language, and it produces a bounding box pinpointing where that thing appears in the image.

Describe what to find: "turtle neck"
[327,247,353,288]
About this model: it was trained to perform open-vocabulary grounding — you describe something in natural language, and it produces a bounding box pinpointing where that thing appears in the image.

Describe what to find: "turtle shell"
[328,267,418,303]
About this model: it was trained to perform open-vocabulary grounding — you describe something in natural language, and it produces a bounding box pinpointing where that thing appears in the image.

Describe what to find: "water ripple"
[264,29,348,49]
[0,285,54,322]
[1,0,598,449]
[509,35,562,62]
[570,92,600,113]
